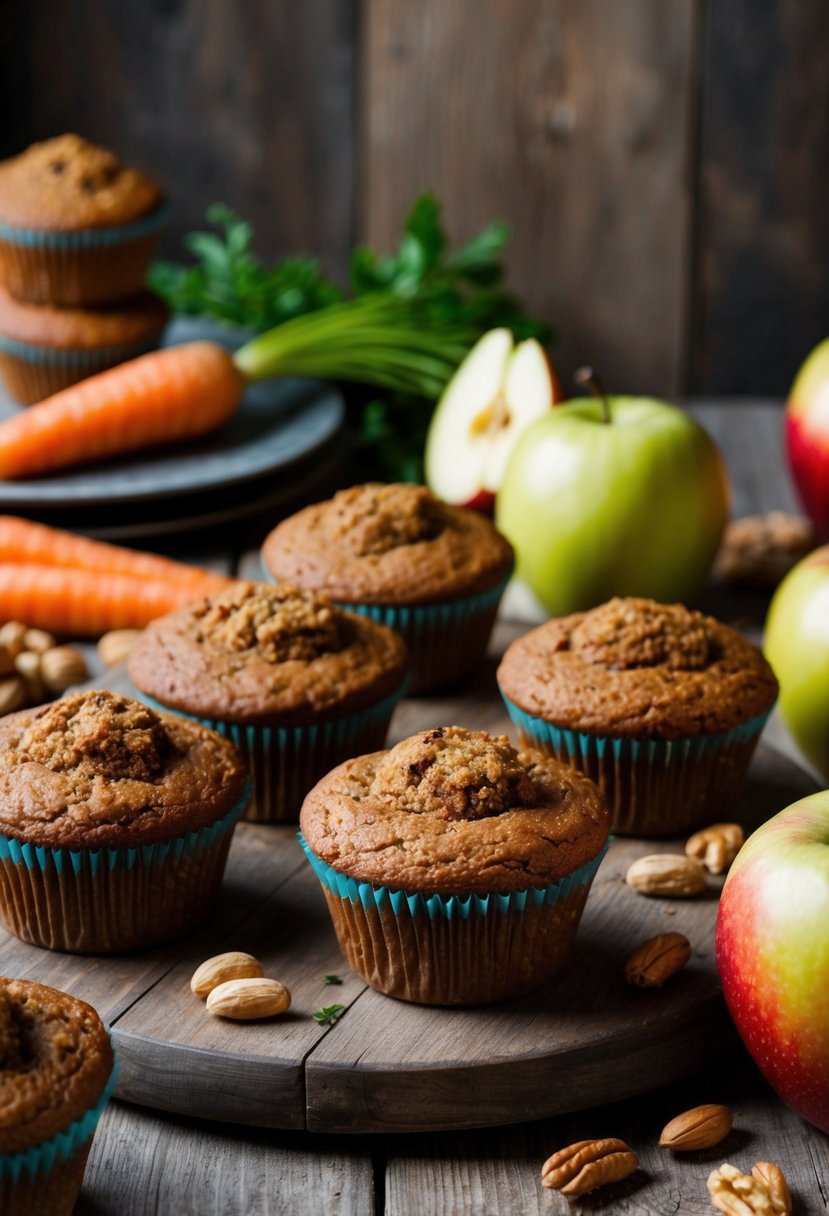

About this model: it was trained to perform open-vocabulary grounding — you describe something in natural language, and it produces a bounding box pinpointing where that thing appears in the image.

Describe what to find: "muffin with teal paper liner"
[299,725,611,1005]
[0,689,248,953]
[0,977,116,1216]
[128,581,409,823]
[0,134,167,306]
[260,483,514,694]
[497,597,779,837]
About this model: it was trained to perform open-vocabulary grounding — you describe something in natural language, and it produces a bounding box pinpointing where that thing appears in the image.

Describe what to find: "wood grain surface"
[0,666,817,1134]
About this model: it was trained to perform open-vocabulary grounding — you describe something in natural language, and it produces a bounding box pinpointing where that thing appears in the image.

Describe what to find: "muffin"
[0,689,248,952]
[0,134,167,305]
[300,725,611,1005]
[128,581,409,823]
[497,597,779,836]
[0,286,168,403]
[0,978,116,1216]
[261,482,514,694]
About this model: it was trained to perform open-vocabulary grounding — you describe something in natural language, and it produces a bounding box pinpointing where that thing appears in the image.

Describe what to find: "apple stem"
[575,366,611,424]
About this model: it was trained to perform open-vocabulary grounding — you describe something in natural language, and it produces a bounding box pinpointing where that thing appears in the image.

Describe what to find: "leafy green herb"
[313,1004,346,1026]
[323,974,343,986]
[151,195,552,479]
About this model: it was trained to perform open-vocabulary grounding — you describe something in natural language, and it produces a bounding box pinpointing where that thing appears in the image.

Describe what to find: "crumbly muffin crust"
[497,597,779,739]
[0,286,167,349]
[300,725,610,894]
[128,582,409,726]
[0,977,113,1155]
[0,134,163,230]
[261,483,514,604]
[0,689,246,849]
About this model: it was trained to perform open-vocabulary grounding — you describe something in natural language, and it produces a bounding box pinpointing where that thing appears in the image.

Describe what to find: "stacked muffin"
[0,134,168,404]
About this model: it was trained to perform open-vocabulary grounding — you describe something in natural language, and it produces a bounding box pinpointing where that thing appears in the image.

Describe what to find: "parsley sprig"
[313,1004,346,1026]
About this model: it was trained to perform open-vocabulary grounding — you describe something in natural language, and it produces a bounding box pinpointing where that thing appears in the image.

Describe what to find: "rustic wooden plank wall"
[2,0,827,395]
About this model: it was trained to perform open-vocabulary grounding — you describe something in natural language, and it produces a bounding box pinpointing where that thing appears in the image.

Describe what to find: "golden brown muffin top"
[128,581,409,727]
[0,689,247,849]
[261,483,514,605]
[0,134,164,230]
[497,597,779,740]
[0,977,113,1155]
[300,725,610,894]
[0,285,167,349]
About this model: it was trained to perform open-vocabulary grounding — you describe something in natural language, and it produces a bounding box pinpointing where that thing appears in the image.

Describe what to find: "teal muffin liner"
[299,833,609,1004]
[0,784,249,952]
[334,575,510,695]
[0,204,171,249]
[0,333,162,404]
[0,1056,118,1184]
[140,686,406,823]
[501,693,772,836]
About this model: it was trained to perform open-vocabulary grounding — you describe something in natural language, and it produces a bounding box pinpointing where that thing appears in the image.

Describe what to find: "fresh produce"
[152,196,551,481]
[495,377,730,615]
[0,342,242,481]
[424,328,562,510]
[0,516,228,587]
[785,337,829,538]
[765,545,829,776]
[716,792,829,1135]
[0,564,231,635]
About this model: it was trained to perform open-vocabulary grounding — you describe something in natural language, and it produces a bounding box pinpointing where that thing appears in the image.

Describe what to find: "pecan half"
[625,932,691,988]
[541,1138,637,1197]
[686,823,745,875]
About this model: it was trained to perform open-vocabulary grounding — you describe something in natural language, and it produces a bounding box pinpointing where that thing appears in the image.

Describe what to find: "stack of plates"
[0,320,346,540]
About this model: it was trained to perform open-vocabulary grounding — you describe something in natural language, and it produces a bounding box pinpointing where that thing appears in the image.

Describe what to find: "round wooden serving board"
[0,667,817,1135]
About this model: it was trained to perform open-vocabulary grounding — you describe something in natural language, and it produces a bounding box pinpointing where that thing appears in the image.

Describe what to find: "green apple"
[495,396,730,616]
[764,546,829,777]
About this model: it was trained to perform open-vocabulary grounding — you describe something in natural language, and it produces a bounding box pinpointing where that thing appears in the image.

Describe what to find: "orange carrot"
[0,342,244,480]
[0,516,232,590]
[0,564,229,635]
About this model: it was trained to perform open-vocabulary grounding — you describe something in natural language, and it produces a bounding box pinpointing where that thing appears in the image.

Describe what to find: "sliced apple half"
[425,327,561,511]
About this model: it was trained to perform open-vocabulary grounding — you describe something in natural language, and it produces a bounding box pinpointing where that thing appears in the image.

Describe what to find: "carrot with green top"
[0,341,243,481]
[0,564,230,634]
[0,516,232,590]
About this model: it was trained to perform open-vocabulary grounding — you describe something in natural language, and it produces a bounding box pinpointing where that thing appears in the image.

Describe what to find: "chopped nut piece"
[40,645,89,694]
[541,1138,637,1197]
[707,1161,792,1215]
[0,621,27,658]
[23,627,56,655]
[752,1163,792,1215]
[659,1103,732,1150]
[625,932,691,988]
[686,823,745,874]
[98,628,142,667]
[626,854,708,897]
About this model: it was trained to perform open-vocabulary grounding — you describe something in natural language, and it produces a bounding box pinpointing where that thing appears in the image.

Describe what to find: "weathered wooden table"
[14,401,829,1213]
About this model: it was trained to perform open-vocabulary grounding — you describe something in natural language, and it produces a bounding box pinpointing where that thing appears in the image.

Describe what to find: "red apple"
[786,337,829,539]
[716,793,829,1134]
[425,328,561,511]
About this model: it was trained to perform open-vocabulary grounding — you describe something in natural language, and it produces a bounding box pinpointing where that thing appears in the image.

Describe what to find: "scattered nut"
[205,977,291,1020]
[98,628,142,668]
[707,1161,792,1215]
[659,1103,732,1151]
[752,1163,792,1215]
[14,650,44,702]
[625,854,708,897]
[191,952,264,998]
[0,621,27,658]
[40,645,89,695]
[625,932,691,988]
[686,823,745,875]
[541,1138,638,1197]
[0,675,26,716]
[0,644,16,678]
[23,627,56,655]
